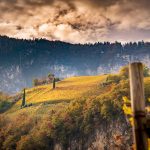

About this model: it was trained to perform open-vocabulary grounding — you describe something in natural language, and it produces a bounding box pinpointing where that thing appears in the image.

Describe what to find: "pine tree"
[53,78,56,89]
[22,88,26,107]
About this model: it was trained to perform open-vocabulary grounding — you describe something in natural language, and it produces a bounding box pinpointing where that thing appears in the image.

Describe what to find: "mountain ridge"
[0,36,150,93]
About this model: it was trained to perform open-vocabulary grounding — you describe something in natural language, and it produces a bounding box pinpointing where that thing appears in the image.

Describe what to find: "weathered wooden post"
[129,62,148,150]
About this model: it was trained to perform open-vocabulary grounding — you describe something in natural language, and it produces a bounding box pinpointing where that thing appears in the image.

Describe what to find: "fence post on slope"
[129,62,148,150]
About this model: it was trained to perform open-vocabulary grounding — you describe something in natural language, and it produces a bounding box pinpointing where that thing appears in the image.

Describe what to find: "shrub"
[33,78,39,86]
[106,75,121,84]
[0,92,11,113]
[0,101,11,112]
[119,66,129,79]
[144,65,150,77]
[119,65,150,78]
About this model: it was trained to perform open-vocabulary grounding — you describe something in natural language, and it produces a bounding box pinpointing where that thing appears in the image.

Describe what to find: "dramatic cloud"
[0,0,150,43]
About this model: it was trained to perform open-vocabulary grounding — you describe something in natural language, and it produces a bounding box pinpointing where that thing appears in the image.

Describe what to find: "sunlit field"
[6,75,106,114]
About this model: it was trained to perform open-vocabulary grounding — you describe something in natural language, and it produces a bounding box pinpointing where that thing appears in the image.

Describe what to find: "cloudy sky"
[0,0,150,43]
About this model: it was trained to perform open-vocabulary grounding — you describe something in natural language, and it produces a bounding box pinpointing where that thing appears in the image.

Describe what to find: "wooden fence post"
[129,62,148,150]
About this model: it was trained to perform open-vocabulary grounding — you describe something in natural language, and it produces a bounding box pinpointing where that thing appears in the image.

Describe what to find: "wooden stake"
[129,62,148,150]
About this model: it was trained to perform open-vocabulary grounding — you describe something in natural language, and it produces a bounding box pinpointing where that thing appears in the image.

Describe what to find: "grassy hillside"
[7,75,106,114]
[1,70,150,150]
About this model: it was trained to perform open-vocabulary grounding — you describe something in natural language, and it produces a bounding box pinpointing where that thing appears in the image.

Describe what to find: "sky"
[0,0,150,43]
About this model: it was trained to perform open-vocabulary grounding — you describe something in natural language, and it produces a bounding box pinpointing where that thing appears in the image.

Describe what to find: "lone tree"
[21,88,26,107]
[48,73,54,80]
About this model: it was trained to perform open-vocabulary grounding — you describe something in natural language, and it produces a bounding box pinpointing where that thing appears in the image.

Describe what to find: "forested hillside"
[1,66,150,149]
[0,36,150,93]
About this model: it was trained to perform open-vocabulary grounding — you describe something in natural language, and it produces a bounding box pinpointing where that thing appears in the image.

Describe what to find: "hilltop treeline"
[0,36,150,55]
[0,36,150,70]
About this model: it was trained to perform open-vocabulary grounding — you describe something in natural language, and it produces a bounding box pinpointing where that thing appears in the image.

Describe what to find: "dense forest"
[0,36,150,93]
